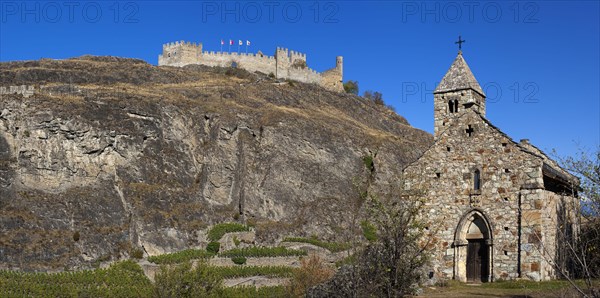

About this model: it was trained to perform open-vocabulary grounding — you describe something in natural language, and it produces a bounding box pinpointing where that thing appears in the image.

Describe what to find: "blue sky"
[1,1,598,159]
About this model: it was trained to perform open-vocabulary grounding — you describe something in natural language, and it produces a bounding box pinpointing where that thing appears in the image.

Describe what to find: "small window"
[446,146,451,152]
[505,169,510,173]
[466,125,474,137]
[454,99,459,112]
[448,100,454,113]
[502,142,508,147]
[436,173,441,178]
[474,169,481,190]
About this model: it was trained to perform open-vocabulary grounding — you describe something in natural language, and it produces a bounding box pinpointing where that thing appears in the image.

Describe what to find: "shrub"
[207,223,250,242]
[288,254,334,297]
[130,247,144,259]
[360,220,377,242]
[154,261,223,298]
[206,242,220,254]
[343,80,359,95]
[231,256,247,265]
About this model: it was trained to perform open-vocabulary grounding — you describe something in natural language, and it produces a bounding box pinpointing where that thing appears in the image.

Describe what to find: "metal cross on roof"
[455,35,466,51]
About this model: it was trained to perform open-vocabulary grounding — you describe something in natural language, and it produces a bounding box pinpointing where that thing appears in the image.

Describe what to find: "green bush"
[154,261,223,297]
[206,242,220,254]
[130,247,144,259]
[282,237,352,253]
[219,246,307,258]
[231,256,247,265]
[207,223,250,242]
[361,220,378,242]
[148,249,214,265]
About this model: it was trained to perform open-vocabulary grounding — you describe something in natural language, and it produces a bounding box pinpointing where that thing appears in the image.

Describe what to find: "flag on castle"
[246,40,251,46]
[238,40,243,46]
[229,40,233,45]
[221,39,224,45]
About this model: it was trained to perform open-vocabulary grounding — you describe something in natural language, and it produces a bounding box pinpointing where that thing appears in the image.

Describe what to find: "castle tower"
[433,51,486,138]
[275,47,290,79]
[158,41,202,66]
[336,56,343,76]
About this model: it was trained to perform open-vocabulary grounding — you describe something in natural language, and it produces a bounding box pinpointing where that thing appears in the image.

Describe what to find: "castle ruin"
[158,41,343,92]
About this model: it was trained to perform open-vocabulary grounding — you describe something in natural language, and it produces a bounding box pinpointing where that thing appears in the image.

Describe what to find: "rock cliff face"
[0,56,432,270]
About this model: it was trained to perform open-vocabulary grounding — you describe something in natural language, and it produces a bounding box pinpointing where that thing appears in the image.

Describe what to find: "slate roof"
[434,52,485,97]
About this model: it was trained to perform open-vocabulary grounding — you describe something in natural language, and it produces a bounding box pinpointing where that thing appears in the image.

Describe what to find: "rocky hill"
[0,56,432,270]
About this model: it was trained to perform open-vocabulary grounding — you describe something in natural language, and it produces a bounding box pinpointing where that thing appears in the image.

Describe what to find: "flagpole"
[220,40,223,53]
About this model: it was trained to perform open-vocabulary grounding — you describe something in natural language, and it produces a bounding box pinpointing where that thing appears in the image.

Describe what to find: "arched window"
[454,99,459,112]
[449,100,455,113]
[474,169,481,190]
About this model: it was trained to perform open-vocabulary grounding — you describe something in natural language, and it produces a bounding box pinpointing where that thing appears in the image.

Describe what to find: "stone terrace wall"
[0,85,35,98]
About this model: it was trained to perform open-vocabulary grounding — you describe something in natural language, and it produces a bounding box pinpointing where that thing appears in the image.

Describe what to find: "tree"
[363,90,384,106]
[343,80,359,95]
[555,146,600,297]
[308,153,429,297]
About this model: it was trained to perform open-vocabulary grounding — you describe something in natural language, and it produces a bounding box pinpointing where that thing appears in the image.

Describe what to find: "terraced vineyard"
[0,261,153,297]
[0,224,353,297]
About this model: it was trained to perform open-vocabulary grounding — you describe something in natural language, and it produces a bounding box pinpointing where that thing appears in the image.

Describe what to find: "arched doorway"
[453,209,493,282]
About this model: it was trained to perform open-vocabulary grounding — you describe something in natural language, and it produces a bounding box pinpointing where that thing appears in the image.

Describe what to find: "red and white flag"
[229,39,233,45]
[221,39,224,45]
[246,40,251,46]
[238,40,243,46]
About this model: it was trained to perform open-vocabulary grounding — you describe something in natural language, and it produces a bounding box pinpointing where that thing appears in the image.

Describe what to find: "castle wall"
[158,41,343,92]
[200,51,277,75]
[321,68,343,92]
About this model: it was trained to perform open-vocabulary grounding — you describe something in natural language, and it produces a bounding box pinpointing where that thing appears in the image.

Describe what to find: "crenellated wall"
[158,41,343,92]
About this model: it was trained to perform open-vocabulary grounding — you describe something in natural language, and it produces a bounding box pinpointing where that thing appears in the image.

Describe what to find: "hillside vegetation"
[0,56,432,270]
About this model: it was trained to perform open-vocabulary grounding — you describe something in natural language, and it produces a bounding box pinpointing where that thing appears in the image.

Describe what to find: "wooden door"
[467,240,487,282]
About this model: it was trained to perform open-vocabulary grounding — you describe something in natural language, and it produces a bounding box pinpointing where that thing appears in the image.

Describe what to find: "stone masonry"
[404,51,579,283]
[158,41,343,92]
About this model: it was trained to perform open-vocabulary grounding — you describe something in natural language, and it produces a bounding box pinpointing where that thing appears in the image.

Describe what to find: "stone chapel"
[403,51,580,282]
